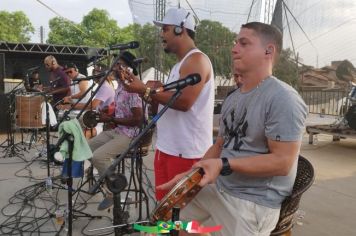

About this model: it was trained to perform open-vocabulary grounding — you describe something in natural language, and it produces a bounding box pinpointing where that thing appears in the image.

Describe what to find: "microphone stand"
[135,61,150,219]
[1,79,26,158]
[44,94,52,177]
[55,80,96,126]
[75,55,122,119]
[52,126,102,236]
[54,55,121,128]
[88,89,183,236]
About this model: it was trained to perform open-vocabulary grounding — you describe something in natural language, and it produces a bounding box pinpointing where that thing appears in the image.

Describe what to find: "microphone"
[72,71,108,82]
[27,66,40,71]
[133,57,148,65]
[150,73,201,94]
[108,41,139,50]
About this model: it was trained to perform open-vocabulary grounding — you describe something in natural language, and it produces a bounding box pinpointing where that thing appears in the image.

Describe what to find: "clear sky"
[1,0,133,43]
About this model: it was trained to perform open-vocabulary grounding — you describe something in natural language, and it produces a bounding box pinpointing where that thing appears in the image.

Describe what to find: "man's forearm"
[201,136,223,161]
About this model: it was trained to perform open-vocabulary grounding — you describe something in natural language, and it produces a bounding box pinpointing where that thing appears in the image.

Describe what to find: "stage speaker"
[0,94,10,133]
[0,53,5,93]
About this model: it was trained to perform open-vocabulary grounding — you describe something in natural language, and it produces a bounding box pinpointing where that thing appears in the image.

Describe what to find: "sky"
[2,0,355,67]
[1,0,134,43]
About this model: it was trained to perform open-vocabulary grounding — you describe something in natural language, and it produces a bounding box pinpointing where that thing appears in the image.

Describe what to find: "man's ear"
[265,45,274,55]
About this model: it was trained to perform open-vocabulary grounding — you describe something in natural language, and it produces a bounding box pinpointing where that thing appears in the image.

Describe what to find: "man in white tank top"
[120,7,215,200]
[62,63,92,104]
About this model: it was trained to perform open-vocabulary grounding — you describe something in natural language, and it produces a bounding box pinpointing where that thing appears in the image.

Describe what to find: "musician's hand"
[99,112,112,123]
[57,104,71,110]
[156,171,190,191]
[63,96,72,103]
[117,70,146,94]
[100,103,115,116]
[36,85,43,91]
[193,159,223,187]
[100,106,109,114]
[43,86,51,93]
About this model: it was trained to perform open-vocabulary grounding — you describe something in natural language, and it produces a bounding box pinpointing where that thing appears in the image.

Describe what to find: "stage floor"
[0,114,355,235]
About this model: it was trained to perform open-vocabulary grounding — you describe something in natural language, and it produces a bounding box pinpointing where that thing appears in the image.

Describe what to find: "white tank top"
[70,74,94,104]
[156,49,215,158]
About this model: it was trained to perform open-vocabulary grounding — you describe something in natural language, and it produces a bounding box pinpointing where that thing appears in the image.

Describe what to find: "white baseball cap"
[153,8,196,32]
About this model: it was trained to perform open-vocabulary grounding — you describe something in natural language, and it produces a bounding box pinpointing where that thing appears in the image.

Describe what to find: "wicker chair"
[270,155,315,236]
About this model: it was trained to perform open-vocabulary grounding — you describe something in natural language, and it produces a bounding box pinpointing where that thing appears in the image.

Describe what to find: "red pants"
[154,149,200,201]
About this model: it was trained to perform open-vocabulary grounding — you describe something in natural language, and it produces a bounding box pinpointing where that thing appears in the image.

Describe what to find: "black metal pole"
[171,206,180,236]
[45,95,51,177]
[113,192,122,236]
[66,134,74,236]
[88,89,183,195]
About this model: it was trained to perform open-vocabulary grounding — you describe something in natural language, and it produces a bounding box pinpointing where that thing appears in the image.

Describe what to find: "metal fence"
[300,89,351,116]
[214,88,352,117]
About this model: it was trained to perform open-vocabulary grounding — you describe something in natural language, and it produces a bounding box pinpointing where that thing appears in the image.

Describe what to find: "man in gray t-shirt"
[159,22,307,236]
[217,75,307,209]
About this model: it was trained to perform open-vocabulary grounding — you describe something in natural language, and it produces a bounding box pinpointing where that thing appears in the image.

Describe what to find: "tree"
[130,23,158,71]
[273,48,299,88]
[195,20,235,80]
[0,11,34,42]
[130,23,175,73]
[47,17,83,45]
[128,20,236,77]
[80,9,123,47]
[47,9,132,48]
[335,60,356,82]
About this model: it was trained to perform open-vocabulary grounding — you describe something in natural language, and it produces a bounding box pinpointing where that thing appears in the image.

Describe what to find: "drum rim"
[82,110,99,128]
[150,167,204,222]
[16,92,42,97]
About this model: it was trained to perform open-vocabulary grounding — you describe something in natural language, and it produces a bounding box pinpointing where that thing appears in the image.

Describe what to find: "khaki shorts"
[180,184,280,236]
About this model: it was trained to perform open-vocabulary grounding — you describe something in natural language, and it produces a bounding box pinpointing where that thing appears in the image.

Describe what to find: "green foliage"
[47,9,132,48]
[195,20,235,79]
[47,17,83,45]
[335,60,356,82]
[273,48,299,88]
[80,9,121,47]
[129,23,158,71]
[1,9,300,87]
[130,23,175,73]
[0,11,34,42]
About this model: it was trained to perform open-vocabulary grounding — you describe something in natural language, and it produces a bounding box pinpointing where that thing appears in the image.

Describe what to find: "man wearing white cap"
[120,7,215,201]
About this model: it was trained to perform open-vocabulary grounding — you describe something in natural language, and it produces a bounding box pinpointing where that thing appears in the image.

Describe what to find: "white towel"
[41,102,57,126]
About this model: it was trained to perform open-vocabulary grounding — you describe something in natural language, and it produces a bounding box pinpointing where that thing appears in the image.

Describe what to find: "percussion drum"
[82,110,100,128]
[15,93,44,128]
[82,110,106,139]
[150,168,204,223]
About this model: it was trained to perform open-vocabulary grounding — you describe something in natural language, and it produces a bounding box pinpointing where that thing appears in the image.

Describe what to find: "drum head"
[150,168,204,223]
[15,93,44,128]
[82,110,99,128]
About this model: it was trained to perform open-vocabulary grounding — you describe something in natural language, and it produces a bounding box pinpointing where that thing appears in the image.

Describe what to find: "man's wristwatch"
[220,157,233,176]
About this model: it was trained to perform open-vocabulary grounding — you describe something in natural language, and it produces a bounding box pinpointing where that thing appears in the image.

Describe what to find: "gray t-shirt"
[217,76,308,208]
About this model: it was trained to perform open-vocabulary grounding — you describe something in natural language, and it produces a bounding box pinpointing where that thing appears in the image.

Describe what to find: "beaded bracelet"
[143,87,152,102]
